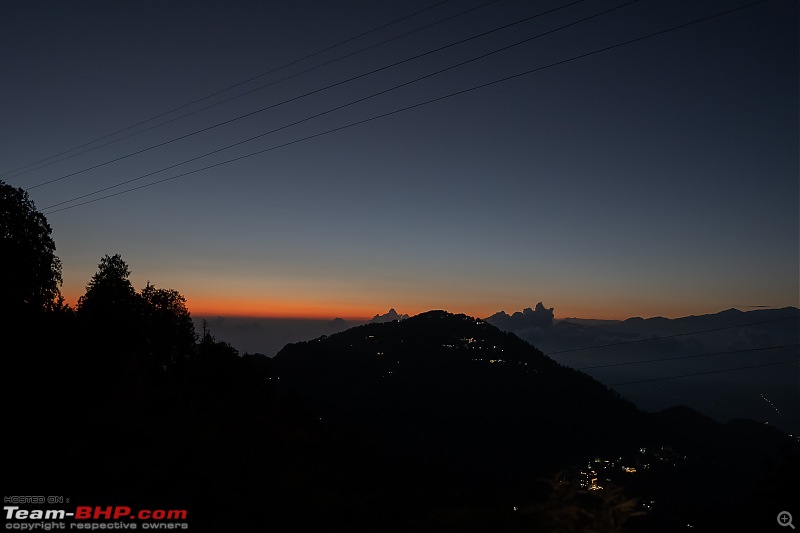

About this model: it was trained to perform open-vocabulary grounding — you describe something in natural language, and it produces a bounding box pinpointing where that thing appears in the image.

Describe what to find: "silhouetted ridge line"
[4,0,458,180]
[545,315,799,355]
[272,309,640,467]
[43,0,771,214]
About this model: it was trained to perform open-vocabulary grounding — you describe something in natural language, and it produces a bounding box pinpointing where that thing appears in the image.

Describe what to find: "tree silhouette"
[77,254,141,348]
[0,180,63,316]
[141,281,196,367]
[197,318,239,359]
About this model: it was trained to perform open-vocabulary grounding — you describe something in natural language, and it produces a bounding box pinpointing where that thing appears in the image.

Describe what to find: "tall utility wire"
[2,0,460,179]
[42,0,771,215]
[41,0,628,210]
[8,0,506,182]
[29,0,596,192]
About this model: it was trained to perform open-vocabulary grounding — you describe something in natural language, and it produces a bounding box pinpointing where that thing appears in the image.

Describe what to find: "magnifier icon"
[778,511,795,529]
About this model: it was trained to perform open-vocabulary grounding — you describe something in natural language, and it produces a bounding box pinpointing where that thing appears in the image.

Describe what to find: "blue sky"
[2,0,797,320]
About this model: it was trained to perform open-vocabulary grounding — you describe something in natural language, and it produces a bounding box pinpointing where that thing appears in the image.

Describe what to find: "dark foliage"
[141,282,196,368]
[0,179,63,318]
[77,253,140,340]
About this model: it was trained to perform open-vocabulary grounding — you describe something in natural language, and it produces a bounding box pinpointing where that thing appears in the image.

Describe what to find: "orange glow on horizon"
[60,289,752,322]
[186,295,375,321]
[181,299,653,322]
[62,291,81,311]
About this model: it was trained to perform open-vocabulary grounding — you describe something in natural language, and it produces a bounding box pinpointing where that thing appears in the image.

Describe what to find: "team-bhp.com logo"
[5,505,189,530]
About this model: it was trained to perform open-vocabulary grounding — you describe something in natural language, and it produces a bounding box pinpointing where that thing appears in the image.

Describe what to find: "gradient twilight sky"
[2,0,797,320]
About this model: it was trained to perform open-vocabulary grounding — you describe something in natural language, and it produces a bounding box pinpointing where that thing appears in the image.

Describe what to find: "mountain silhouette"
[274,311,639,478]
[487,305,800,434]
[8,301,798,532]
[271,310,799,531]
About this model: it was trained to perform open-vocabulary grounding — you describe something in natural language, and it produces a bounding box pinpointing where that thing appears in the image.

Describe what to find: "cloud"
[327,317,348,328]
[485,302,554,331]
[370,308,409,323]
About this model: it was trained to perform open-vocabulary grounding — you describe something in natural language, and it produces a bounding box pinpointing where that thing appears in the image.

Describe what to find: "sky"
[2,0,797,321]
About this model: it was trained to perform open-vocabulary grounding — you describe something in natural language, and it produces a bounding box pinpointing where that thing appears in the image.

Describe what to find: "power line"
[44,0,772,215]
[28,0,594,192]
[8,0,507,181]
[1,0,458,179]
[577,343,800,370]
[607,358,799,387]
[545,315,798,355]
[41,0,625,210]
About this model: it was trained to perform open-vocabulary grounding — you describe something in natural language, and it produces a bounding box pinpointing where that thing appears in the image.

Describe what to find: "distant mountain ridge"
[272,310,797,464]
[556,317,622,327]
[271,309,799,531]
[274,310,640,474]
[485,304,800,435]
[487,304,799,336]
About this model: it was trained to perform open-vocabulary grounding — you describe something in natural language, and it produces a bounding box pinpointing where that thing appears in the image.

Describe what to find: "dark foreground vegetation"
[3,180,798,532]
